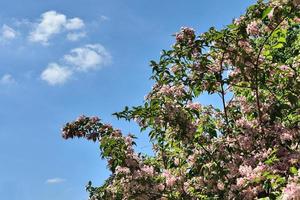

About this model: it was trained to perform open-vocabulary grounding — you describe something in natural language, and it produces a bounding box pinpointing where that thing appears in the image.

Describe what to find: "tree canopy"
[62,0,300,199]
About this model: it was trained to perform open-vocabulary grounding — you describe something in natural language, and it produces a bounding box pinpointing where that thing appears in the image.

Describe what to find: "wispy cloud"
[1,24,17,40]
[41,63,72,86]
[45,178,66,184]
[29,11,85,45]
[100,15,109,21]
[0,74,16,85]
[13,18,32,27]
[66,32,86,41]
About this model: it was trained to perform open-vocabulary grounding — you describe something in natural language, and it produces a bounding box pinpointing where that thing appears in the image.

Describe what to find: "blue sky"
[0,0,256,199]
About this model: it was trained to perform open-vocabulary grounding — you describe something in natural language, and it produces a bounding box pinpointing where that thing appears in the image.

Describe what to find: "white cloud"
[1,24,17,40]
[64,44,111,71]
[45,178,66,184]
[65,18,84,30]
[66,32,86,41]
[0,74,16,85]
[41,44,111,86]
[41,63,72,85]
[29,11,66,44]
[29,11,85,44]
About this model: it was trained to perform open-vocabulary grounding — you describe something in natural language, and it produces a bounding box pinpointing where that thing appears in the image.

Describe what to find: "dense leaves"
[62,0,300,199]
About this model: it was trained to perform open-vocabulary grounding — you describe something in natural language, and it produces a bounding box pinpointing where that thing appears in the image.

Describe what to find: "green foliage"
[62,0,300,199]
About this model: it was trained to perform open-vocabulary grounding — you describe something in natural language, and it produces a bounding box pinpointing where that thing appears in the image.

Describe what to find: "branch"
[253,11,290,130]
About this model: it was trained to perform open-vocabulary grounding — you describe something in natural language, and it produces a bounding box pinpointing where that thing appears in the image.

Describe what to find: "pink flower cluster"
[282,182,300,200]
[162,170,178,187]
[158,84,185,98]
[175,27,195,44]
[246,21,260,36]
[186,101,201,110]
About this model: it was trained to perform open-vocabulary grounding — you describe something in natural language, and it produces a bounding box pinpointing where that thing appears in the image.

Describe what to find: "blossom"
[294,17,300,23]
[187,154,196,166]
[282,182,300,200]
[170,65,181,73]
[183,182,190,193]
[217,181,225,191]
[267,8,274,20]
[280,132,294,142]
[166,176,177,187]
[157,183,165,191]
[175,27,195,43]
[115,166,130,175]
[246,21,260,35]
[234,16,245,25]
[158,84,185,97]
[162,170,177,187]
[62,1,300,199]
[238,39,253,53]
[239,165,253,176]
[237,177,246,188]
[125,135,133,146]
[186,102,201,110]
[293,0,300,7]
[279,65,294,77]
[141,165,154,176]
[174,158,180,166]
[279,65,290,71]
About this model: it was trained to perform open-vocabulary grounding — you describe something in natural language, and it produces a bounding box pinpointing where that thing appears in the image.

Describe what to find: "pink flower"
[170,65,180,73]
[217,181,225,191]
[186,102,201,110]
[174,158,180,166]
[141,165,154,176]
[280,132,294,142]
[115,166,130,175]
[229,68,241,77]
[279,65,294,77]
[246,21,260,36]
[237,135,252,151]
[166,176,177,187]
[267,9,274,20]
[125,135,133,145]
[279,65,290,71]
[175,27,195,43]
[238,40,252,53]
[183,182,190,193]
[294,17,300,23]
[162,170,177,187]
[157,183,165,191]
[237,178,245,188]
[234,16,245,25]
[282,182,300,200]
[187,154,196,166]
[76,115,86,122]
[239,165,253,176]
[158,84,185,97]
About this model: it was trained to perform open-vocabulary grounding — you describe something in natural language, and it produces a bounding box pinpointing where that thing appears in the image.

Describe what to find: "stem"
[196,140,214,161]
[219,52,230,135]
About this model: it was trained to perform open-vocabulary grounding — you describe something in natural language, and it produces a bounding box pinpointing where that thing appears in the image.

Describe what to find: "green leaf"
[273,43,284,49]
[290,166,298,175]
[278,37,286,43]
[262,7,272,19]
[227,24,238,29]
